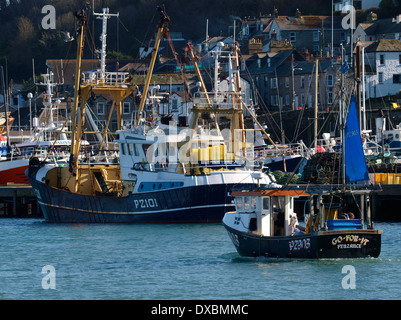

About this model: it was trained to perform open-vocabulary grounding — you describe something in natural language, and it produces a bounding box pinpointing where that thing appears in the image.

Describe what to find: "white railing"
[81,71,131,86]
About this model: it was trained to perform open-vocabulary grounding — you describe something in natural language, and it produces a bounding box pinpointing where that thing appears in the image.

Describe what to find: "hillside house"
[360,39,401,98]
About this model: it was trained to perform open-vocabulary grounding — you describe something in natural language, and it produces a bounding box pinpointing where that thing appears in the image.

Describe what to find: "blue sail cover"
[344,96,369,183]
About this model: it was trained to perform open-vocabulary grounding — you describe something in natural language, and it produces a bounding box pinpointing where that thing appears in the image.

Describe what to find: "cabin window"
[128,143,134,155]
[134,144,140,156]
[290,32,296,42]
[263,197,270,210]
[396,134,400,139]
[251,197,257,209]
[244,197,250,210]
[236,197,243,209]
[121,143,127,155]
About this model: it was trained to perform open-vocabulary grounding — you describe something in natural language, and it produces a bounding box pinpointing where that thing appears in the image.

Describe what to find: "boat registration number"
[288,238,311,252]
[134,198,158,209]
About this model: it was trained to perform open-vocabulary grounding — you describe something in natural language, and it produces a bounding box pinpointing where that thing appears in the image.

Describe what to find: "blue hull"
[29,176,247,223]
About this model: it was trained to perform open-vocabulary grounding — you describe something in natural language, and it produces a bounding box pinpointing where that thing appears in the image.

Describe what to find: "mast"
[362,46,366,132]
[340,45,346,185]
[314,59,318,150]
[69,5,90,174]
[1,66,10,149]
[93,8,119,82]
[136,6,170,126]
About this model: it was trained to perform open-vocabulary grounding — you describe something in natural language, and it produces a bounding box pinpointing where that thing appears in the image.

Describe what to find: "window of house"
[97,102,105,115]
[399,54,401,65]
[380,54,385,65]
[285,77,289,88]
[270,78,278,89]
[313,31,319,42]
[327,91,333,105]
[327,74,334,87]
[123,102,130,114]
[379,72,384,83]
[264,75,269,87]
[313,45,320,52]
[271,95,279,106]
[340,31,346,42]
[285,95,289,106]
[300,94,305,106]
[172,99,178,111]
[300,76,305,88]
[393,74,401,83]
[290,32,296,42]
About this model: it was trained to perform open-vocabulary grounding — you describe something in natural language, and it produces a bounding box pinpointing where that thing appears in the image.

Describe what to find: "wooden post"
[13,190,17,216]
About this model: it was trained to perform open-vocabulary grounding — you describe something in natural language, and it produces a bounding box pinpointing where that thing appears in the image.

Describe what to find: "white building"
[361,39,401,98]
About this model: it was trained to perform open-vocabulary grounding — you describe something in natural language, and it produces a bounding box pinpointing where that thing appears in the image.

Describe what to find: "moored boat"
[27,5,277,223]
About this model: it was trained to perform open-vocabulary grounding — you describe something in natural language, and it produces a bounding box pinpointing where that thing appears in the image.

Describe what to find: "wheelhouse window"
[263,197,270,210]
[251,197,257,209]
[236,197,243,210]
[244,197,250,210]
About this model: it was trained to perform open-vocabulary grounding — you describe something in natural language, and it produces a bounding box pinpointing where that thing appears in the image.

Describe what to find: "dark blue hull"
[29,176,246,223]
[224,224,382,259]
[264,156,307,173]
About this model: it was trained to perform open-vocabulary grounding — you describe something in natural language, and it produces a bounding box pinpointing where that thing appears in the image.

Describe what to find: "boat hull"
[0,159,29,185]
[264,155,306,173]
[223,224,382,259]
[28,175,252,223]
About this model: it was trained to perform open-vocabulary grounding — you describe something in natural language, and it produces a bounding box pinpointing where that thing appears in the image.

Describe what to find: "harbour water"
[0,218,400,301]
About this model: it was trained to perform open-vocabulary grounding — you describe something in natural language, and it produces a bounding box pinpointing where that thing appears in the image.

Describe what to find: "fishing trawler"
[223,96,382,258]
[27,5,276,223]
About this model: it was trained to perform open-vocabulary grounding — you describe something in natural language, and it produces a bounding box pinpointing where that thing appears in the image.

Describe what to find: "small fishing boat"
[223,96,382,259]
[222,185,381,259]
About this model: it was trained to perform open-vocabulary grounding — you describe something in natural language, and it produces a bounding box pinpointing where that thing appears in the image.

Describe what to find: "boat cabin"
[227,188,375,238]
[230,189,308,237]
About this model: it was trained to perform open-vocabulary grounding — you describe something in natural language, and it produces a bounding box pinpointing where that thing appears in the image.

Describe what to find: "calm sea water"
[0,218,400,300]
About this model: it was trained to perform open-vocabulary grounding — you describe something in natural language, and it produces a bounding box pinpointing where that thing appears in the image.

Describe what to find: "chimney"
[249,38,263,54]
